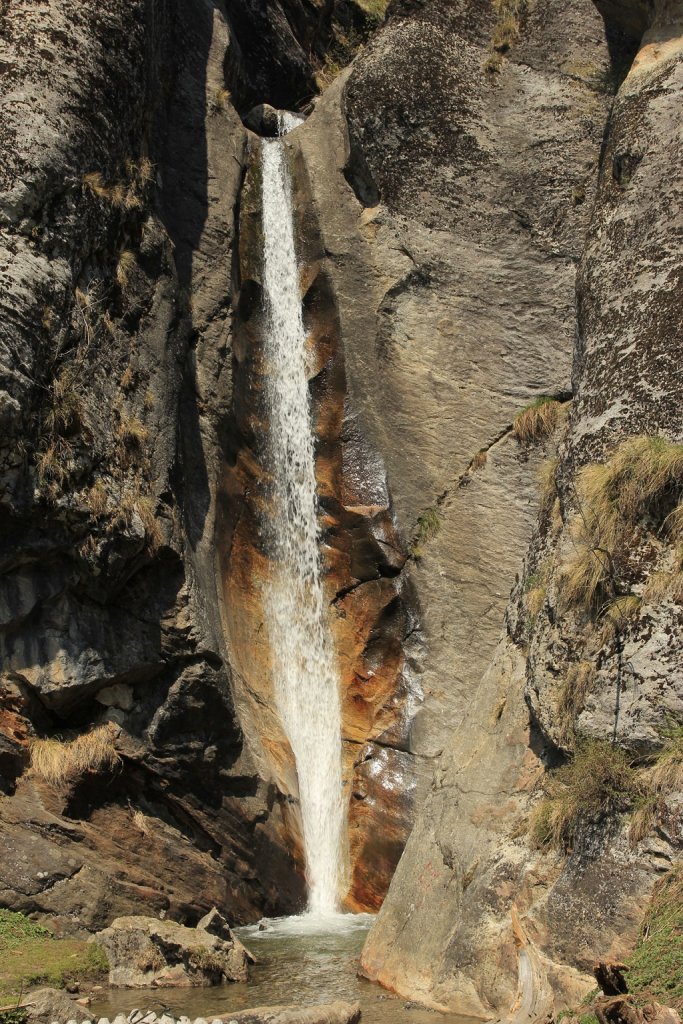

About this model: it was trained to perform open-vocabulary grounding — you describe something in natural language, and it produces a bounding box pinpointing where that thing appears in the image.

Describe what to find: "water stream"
[90,918,475,1024]
[259,116,345,915]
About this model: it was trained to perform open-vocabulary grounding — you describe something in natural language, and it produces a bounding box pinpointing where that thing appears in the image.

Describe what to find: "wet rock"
[242,105,281,137]
[96,916,254,987]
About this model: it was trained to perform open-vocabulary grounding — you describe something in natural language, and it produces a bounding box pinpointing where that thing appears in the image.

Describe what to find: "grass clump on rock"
[513,396,564,445]
[561,436,683,614]
[530,740,639,850]
[410,506,442,558]
[29,724,120,788]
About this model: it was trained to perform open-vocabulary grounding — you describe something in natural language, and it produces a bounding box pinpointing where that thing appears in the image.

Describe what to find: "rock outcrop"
[358,0,683,1016]
[95,914,253,987]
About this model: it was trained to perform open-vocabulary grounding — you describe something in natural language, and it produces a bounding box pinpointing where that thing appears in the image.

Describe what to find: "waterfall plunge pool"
[90,914,474,1024]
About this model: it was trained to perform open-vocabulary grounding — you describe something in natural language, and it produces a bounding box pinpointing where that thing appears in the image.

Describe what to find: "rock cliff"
[0,0,681,1016]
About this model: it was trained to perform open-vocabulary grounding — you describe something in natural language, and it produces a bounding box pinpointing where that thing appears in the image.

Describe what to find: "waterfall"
[259,117,344,916]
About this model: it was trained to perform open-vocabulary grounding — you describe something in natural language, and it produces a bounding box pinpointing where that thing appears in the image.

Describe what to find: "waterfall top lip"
[242,102,307,138]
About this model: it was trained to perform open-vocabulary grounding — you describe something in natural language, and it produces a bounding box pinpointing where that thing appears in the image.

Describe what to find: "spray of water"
[259,116,344,916]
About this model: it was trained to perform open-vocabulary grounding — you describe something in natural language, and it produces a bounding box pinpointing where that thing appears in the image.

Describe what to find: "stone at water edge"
[96,916,252,987]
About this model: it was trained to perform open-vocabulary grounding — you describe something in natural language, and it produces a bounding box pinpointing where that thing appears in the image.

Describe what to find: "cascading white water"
[259,116,344,917]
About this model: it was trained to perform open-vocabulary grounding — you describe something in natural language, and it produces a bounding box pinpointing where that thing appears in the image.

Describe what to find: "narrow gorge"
[0,0,681,1023]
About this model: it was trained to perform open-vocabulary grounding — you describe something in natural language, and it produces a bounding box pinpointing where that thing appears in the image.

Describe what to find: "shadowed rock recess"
[0,0,681,1017]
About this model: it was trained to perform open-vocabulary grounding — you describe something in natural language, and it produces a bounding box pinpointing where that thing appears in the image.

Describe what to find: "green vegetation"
[529,740,639,850]
[0,911,108,1000]
[410,506,442,558]
[29,724,120,788]
[188,947,226,974]
[513,396,564,444]
[532,723,683,851]
[627,863,683,1010]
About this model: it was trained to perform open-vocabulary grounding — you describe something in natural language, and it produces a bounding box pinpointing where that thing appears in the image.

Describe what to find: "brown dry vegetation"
[513,396,564,444]
[29,724,120,787]
[561,436,683,614]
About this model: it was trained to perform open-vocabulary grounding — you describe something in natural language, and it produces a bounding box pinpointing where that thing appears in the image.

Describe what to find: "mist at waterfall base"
[259,114,345,921]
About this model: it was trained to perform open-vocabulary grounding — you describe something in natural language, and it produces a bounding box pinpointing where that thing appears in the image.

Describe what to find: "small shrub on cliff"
[530,740,639,850]
[560,436,683,614]
[29,724,120,788]
[627,863,683,1009]
[513,396,564,444]
[410,506,442,558]
[315,56,343,91]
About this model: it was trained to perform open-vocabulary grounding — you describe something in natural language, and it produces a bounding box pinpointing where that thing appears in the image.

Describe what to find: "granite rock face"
[358,0,683,1016]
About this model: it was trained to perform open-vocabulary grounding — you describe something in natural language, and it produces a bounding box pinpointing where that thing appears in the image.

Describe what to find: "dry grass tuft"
[87,479,109,519]
[600,593,641,643]
[561,436,683,614]
[117,415,149,450]
[643,567,683,605]
[116,250,137,290]
[30,725,120,788]
[560,521,612,613]
[214,86,231,112]
[513,397,563,444]
[135,495,164,553]
[472,449,488,470]
[538,457,559,513]
[143,388,155,411]
[131,809,153,836]
[645,724,683,798]
[556,660,595,748]
[120,364,135,391]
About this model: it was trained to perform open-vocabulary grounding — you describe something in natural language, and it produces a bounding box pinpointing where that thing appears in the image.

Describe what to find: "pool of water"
[90,914,469,1024]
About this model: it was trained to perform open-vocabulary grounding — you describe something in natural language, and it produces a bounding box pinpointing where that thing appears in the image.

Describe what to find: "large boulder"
[23,988,91,1024]
[95,915,253,987]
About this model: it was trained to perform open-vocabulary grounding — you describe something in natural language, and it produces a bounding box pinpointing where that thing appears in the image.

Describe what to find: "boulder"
[242,104,281,137]
[95,916,253,987]
[22,987,91,1024]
